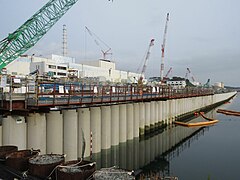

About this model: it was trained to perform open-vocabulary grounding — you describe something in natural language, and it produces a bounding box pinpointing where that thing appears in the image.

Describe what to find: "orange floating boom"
[174,112,219,127]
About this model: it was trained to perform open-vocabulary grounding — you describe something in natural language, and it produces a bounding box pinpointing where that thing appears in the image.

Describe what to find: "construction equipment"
[185,68,195,82]
[160,13,170,81]
[85,26,112,60]
[0,0,80,70]
[203,79,210,88]
[163,67,172,81]
[0,0,112,71]
[138,39,155,84]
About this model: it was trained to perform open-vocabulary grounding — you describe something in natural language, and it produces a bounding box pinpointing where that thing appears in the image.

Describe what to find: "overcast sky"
[0,0,240,86]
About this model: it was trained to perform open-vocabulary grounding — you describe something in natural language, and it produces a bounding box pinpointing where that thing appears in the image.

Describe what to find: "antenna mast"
[63,24,67,57]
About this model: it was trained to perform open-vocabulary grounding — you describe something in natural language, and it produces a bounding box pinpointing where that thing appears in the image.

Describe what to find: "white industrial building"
[167,77,186,89]
[6,54,141,83]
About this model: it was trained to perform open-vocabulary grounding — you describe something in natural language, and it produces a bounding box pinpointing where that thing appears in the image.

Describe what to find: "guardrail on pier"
[25,82,214,107]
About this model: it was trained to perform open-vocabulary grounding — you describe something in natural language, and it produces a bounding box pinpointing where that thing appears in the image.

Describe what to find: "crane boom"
[141,39,155,77]
[186,68,195,82]
[0,0,80,70]
[164,67,172,79]
[160,13,169,81]
[85,26,112,60]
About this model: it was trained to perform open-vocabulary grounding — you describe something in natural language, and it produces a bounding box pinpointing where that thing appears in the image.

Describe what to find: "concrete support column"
[101,106,111,150]
[145,102,151,133]
[90,107,101,154]
[158,101,163,126]
[150,101,156,131]
[46,111,63,154]
[119,104,127,143]
[0,125,2,146]
[2,116,26,150]
[127,104,134,140]
[155,102,159,129]
[168,100,172,124]
[78,108,91,159]
[111,105,119,146]
[27,113,46,153]
[133,103,140,138]
[180,99,183,116]
[63,109,78,161]
[171,99,175,122]
[162,101,168,125]
[139,103,145,136]
[173,99,176,119]
[176,99,180,118]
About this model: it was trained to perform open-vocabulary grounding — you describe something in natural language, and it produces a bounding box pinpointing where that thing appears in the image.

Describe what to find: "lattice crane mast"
[140,38,155,80]
[160,13,170,81]
[85,26,112,60]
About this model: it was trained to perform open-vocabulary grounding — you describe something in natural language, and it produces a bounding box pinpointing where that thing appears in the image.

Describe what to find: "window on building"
[48,65,56,69]
[57,66,67,70]
[57,72,66,76]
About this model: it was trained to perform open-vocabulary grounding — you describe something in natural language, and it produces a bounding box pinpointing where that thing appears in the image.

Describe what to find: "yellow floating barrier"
[174,112,219,127]
[217,109,240,116]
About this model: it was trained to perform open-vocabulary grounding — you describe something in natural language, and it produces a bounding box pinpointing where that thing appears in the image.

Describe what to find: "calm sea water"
[168,93,240,180]
[95,93,239,180]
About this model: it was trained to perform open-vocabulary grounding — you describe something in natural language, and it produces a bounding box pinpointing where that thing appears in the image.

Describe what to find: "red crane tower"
[160,13,170,82]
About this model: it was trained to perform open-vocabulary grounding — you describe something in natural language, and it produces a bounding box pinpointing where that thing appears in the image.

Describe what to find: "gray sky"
[0,0,240,86]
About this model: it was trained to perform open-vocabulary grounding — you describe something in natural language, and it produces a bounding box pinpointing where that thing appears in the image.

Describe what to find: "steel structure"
[0,0,79,70]
[186,68,195,82]
[62,24,68,57]
[164,67,172,80]
[85,26,112,60]
[140,39,155,79]
[160,13,170,81]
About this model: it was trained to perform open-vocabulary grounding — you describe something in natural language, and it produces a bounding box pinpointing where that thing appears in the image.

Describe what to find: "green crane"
[0,0,80,70]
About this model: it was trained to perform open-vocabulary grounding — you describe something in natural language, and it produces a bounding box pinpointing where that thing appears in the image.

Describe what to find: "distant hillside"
[225,86,240,91]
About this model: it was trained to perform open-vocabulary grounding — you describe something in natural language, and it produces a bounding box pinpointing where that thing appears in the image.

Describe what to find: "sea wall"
[0,91,236,161]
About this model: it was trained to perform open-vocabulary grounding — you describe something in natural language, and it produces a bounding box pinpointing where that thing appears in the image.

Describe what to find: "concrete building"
[167,77,186,89]
[6,54,141,83]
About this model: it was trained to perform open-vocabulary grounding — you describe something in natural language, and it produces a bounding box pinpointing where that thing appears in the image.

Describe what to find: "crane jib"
[0,0,80,71]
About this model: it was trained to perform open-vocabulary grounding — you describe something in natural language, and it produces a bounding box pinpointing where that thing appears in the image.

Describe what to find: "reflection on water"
[92,110,216,176]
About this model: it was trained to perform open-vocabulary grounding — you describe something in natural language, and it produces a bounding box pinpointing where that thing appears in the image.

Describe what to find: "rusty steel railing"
[26,82,214,107]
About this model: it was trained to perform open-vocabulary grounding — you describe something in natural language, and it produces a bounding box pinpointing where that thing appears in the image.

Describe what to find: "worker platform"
[0,80,214,116]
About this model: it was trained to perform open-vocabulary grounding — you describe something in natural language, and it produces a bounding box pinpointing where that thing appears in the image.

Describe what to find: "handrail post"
[110,86,112,103]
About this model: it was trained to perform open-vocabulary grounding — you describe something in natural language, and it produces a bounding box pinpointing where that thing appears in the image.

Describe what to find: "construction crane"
[160,13,170,81]
[85,26,112,60]
[163,67,172,81]
[186,68,195,82]
[139,39,155,81]
[0,0,111,71]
